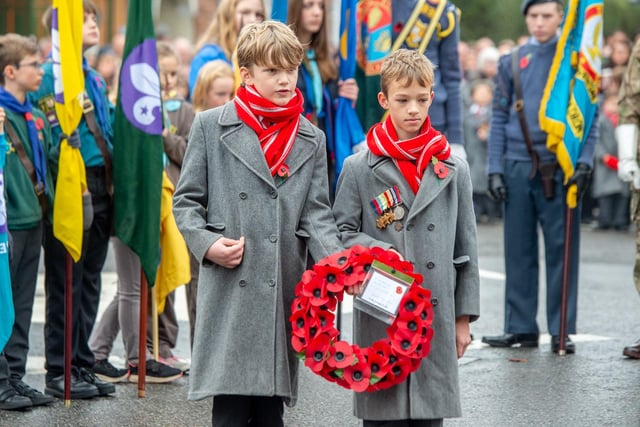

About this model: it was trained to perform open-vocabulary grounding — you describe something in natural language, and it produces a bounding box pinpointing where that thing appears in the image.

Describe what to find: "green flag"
[113,0,163,285]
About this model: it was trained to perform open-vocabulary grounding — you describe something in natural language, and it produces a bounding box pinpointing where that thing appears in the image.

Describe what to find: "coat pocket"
[206,222,226,232]
[453,255,470,268]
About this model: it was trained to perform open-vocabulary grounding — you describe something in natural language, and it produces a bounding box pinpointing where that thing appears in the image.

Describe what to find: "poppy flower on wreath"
[290,246,434,392]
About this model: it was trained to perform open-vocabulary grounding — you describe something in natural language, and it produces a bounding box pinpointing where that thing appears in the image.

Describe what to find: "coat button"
[269,235,278,243]
[239,279,247,287]
[270,190,278,199]
[268,279,275,287]
[427,223,435,231]
[406,223,413,231]
[239,192,248,200]
[426,261,435,269]
[430,297,439,306]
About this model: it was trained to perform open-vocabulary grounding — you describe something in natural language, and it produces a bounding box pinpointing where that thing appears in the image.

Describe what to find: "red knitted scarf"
[234,84,304,176]
[367,115,450,193]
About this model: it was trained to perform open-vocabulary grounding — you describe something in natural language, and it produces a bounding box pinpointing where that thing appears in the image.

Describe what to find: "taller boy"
[173,21,343,426]
[31,0,115,398]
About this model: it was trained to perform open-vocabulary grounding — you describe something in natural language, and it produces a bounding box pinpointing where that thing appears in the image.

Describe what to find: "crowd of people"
[0,0,638,425]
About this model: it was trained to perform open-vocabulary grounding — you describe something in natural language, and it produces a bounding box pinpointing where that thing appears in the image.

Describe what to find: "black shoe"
[9,379,53,407]
[551,335,575,354]
[0,382,32,410]
[93,359,129,383]
[79,367,116,396]
[45,370,99,399]
[481,333,539,348]
[129,360,183,384]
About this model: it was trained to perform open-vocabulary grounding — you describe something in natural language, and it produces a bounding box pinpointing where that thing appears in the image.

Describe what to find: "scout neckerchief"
[367,115,450,194]
[0,86,49,194]
[234,84,303,177]
[83,57,112,140]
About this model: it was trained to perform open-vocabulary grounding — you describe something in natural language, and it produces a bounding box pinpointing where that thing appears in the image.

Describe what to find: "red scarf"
[234,84,304,176]
[367,115,450,193]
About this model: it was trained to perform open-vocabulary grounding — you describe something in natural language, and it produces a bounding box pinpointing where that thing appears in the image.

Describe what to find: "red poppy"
[305,334,331,372]
[290,297,308,314]
[386,353,412,385]
[291,335,306,353]
[434,161,449,179]
[327,340,355,369]
[389,324,422,356]
[24,112,33,121]
[308,309,337,338]
[314,264,345,293]
[519,54,531,69]
[277,164,289,178]
[397,296,426,321]
[290,309,310,337]
[317,251,351,270]
[343,354,371,392]
[364,346,392,379]
[35,117,45,130]
[301,275,329,306]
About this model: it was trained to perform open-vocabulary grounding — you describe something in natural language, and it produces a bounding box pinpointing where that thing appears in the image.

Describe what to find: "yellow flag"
[52,0,87,261]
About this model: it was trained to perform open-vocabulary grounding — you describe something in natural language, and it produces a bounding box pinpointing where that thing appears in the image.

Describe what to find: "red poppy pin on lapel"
[431,156,449,179]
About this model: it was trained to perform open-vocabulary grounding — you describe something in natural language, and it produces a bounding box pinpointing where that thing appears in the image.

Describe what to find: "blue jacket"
[488,36,598,175]
[188,44,230,96]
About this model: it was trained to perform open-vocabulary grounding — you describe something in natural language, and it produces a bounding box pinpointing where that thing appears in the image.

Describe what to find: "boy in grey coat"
[333,49,480,426]
[173,21,343,426]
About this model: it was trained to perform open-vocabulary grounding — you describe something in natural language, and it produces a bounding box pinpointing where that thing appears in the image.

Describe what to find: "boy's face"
[4,54,44,93]
[206,76,235,108]
[240,64,298,106]
[235,0,265,33]
[525,3,563,44]
[378,79,434,141]
[83,12,100,50]
[471,84,492,108]
[158,55,179,93]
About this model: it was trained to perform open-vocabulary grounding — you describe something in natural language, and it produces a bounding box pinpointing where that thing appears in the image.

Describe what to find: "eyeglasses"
[15,61,43,70]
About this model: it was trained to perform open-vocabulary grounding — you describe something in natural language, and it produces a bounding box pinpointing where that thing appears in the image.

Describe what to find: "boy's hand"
[455,316,471,359]
[205,236,245,268]
[0,107,5,133]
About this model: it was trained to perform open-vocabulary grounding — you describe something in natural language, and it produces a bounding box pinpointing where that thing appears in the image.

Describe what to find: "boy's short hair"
[380,49,435,95]
[157,41,180,63]
[0,33,40,86]
[41,0,100,33]
[236,21,304,70]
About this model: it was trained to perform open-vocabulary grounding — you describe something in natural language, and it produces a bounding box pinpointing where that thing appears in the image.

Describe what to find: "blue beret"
[521,0,563,15]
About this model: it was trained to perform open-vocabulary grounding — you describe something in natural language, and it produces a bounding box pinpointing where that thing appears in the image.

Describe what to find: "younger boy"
[332,49,480,425]
[173,21,343,425]
[30,0,115,398]
[0,33,55,410]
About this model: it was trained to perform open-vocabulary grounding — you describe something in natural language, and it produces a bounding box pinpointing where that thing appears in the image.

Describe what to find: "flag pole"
[64,252,73,406]
[558,202,575,356]
[151,286,159,361]
[138,269,148,398]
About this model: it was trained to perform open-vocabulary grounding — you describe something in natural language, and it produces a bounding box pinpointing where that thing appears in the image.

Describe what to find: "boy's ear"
[2,64,15,81]
[239,66,252,86]
[377,91,389,110]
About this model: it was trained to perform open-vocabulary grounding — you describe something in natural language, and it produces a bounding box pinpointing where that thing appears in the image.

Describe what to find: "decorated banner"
[0,132,14,352]
[334,0,366,183]
[355,0,392,130]
[539,0,603,208]
[113,0,164,285]
[51,0,87,262]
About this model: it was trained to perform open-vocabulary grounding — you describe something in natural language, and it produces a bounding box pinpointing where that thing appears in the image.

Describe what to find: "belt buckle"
[35,183,45,196]
[514,99,524,112]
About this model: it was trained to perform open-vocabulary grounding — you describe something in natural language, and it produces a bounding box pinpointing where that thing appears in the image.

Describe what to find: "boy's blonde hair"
[194,0,265,60]
[192,60,235,112]
[236,21,304,70]
[0,34,39,86]
[380,49,435,96]
[157,41,180,63]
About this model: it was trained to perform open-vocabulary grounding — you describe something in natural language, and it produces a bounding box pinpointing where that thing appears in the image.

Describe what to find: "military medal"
[371,186,405,230]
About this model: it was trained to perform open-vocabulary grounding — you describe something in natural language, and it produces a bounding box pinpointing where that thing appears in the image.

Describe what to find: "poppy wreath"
[290,245,434,392]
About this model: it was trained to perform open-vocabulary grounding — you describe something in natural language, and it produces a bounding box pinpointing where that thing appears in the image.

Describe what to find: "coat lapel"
[368,152,416,209]
[407,158,456,221]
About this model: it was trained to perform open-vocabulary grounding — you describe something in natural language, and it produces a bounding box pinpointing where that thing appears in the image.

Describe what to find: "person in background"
[0,34,55,411]
[191,60,235,113]
[615,37,640,359]
[287,0,359,192]
[188,0,265,95]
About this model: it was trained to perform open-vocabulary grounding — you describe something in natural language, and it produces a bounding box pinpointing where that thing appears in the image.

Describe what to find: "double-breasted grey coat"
[333,150,480,420]
[173,102,343,403]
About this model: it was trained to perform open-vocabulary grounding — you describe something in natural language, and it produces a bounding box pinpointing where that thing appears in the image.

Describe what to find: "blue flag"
[334,0,366,184]
[0,133,14,352]
[539,0,603,208]
[271,0,288,22]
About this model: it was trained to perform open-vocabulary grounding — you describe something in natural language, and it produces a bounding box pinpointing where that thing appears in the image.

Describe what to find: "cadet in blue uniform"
[481,0,597,354]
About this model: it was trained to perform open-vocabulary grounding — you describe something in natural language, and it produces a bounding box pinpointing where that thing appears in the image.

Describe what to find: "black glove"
[61,130,81,148]
[566,163,592,201]
[488,173,507,202]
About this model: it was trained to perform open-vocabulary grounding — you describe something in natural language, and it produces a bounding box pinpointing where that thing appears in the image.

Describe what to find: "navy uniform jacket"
[392,0,463,145]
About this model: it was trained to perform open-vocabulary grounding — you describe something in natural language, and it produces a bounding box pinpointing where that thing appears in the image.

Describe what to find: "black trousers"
[0,224,43,381]
[44,167,112,380]
[212,395,284,427]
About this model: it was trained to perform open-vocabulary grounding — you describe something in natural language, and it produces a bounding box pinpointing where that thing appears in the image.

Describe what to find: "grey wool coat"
[173,102,343,403]
[333,150,480,420]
